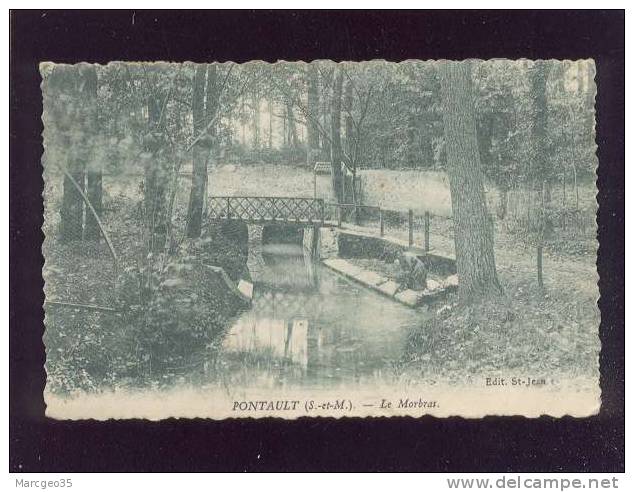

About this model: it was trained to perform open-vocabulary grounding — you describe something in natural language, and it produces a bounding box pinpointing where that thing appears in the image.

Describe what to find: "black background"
[9,10,625,472]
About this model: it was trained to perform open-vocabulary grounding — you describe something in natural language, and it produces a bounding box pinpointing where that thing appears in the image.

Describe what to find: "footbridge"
[207,196,326,226]
[207,196,326,283]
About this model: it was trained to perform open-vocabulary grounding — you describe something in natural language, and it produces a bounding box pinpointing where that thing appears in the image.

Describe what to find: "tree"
[51,65,85,243]
[143,91,169,252]
[306,65,320,166]
[438,60,502,302]
[268,98,273,149]
[285,102,298,148]
[330,67,344,204]
[530,60,551,203]
[320,67,332,160]
[251,85,260,149]
[344,78,354,161]
[82,65,103,240]
[186,64,212,238]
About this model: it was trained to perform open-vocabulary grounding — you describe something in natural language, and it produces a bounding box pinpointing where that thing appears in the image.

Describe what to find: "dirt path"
[337,221,598,302]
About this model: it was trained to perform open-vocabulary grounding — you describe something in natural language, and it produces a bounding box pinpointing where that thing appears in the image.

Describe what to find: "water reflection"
[224,318,308,368]
[220,242,425,389]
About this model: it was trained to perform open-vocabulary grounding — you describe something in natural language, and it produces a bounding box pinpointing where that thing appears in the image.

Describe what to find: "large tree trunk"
[307,65,320,166]
[330,68,344,204]
[203,64,218,208]
[56,66,85,243]
[82,66,103,240]
[186,64,209,238]
[143,93,169,252]
[205,64,218,131]
[438,60,502,302]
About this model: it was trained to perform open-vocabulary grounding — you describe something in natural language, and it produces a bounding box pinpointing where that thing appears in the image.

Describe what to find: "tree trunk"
[83,66,102,240]
[344,79,354,164]
[583,61,597,162]
[344,79,357,215]
[321,73,331,160]
[240,96,246,145]
[205,64,218,132]
[85,172,102,238]
[307,65,320,166]
[286,102,298,148]
[252,87,260,149]
[143,93,169,252]
[282,109,287,146]
[330,68,344,204]
[406,110,417,168]
[438,60,502,302]
[186,64,208,238]
[60,157,85,242]
[203,63,218,209]
[497,186,508,220]
[56,66,84,243]
[530,60,551,202]
[268,99,273,149]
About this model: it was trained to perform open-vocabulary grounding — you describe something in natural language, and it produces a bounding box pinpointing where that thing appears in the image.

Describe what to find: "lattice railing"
[207,196,325,224]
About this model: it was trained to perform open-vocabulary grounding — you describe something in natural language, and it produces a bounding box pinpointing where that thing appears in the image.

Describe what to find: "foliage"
[399,276,599,385]
[44,188,249,395]
[40,60,599,394]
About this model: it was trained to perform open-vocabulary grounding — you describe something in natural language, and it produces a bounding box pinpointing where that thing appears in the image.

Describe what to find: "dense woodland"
[43,60,597,174]
[41,60,599,394]
[42,59,596,294]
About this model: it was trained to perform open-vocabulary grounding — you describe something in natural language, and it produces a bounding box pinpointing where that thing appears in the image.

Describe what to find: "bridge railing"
[207,196,325,224]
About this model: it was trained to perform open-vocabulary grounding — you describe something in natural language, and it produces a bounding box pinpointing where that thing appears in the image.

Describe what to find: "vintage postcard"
[40,60,600,419]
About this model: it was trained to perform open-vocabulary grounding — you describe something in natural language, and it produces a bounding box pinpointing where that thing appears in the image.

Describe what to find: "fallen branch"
[44,300,121,314]
[51,160,119,290]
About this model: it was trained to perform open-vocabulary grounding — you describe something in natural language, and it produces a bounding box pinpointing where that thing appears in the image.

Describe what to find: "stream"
[214,242,427,391]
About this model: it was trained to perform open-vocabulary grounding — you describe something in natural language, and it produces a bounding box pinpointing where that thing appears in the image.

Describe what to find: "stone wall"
[337,232,400,260]
[336,231,456,276]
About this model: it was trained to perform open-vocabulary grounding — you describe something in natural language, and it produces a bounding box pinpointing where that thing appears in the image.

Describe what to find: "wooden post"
[379,208,384,237]
[312,224,319,258]
[337,205,342,228]
[341,171,345,206]
[408,209,413,247]
[424,211,430,252]
[562,170,567,230]
[226,197,231,219]
[320,200,325,227]
[537,244,544,288]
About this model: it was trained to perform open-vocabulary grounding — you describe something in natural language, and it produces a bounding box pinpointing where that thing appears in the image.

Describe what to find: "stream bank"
[318,227,458,308]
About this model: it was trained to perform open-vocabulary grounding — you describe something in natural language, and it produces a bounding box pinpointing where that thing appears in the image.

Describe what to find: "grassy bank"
[397,262,599,388]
